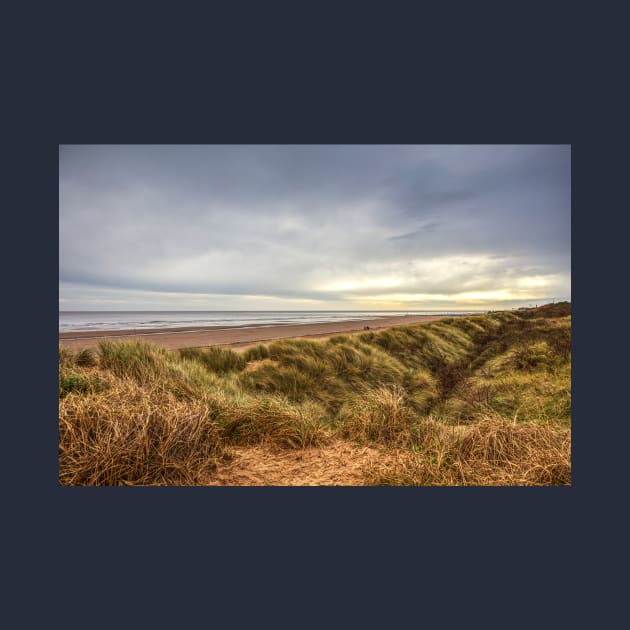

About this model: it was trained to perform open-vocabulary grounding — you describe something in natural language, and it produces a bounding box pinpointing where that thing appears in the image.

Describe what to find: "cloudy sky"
[59,145,570,311]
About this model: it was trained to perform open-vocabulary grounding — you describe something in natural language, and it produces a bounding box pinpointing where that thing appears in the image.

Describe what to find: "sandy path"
[205,440,402,486]
[59,314,450,351]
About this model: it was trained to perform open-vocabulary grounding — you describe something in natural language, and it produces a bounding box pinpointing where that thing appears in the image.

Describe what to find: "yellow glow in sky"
[318,276,405,292]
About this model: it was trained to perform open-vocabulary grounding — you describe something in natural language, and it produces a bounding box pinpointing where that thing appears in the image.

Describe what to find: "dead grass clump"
[59,381,223,485]
[216,396,330,448]
[363,452,460,486]
[364,414,571,486]
[455,415,571,484]
[339,386,416,444]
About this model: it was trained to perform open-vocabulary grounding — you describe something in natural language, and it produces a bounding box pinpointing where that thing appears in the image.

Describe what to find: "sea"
[59,310,483,334]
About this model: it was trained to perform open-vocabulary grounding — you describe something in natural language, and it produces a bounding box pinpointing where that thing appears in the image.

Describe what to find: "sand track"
[205,440,401,486]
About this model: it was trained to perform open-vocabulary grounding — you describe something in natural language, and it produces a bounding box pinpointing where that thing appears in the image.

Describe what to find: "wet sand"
[59,314,452,351]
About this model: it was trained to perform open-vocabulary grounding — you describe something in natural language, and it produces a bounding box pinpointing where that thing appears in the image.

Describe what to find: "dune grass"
[363,413,571,486]
[59,380,224,485]
[59,302,571,485]
[178,346,246,374]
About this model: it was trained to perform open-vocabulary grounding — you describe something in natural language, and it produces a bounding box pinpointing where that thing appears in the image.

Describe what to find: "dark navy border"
[6,3,619,628]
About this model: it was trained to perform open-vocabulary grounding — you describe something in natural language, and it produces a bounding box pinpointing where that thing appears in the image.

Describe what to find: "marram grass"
[59,302,571,485]
[363,413,571,486]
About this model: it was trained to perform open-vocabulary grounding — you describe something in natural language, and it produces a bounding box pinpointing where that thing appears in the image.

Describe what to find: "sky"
[59,145,570,311]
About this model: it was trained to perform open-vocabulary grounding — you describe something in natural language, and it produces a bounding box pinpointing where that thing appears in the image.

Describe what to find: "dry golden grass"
[364,413,571,486]
[59,379,224,486]
[214,395,331,448]
[339,386,416,444]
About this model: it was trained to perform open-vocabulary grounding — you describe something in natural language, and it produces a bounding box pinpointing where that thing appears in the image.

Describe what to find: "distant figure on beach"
[364,326,370,330]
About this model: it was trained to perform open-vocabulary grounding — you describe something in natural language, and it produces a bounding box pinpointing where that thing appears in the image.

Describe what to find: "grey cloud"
[389,221,441,241]
[59,145,571,309]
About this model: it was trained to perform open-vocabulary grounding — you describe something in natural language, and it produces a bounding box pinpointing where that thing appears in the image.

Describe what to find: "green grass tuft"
[59,371,104,397]
[178,346,246,374]
[243,344,270,361]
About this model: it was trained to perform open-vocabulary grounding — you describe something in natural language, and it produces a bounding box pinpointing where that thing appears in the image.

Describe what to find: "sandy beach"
[59,314,451,351]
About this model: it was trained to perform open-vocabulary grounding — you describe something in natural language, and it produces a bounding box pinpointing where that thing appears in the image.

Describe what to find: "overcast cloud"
[59,145,570,310]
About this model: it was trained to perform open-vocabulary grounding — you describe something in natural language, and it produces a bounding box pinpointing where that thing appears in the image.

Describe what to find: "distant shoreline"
[59,314,458,351]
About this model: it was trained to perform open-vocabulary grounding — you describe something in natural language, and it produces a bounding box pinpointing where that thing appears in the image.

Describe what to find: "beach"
[59,314,451,351]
